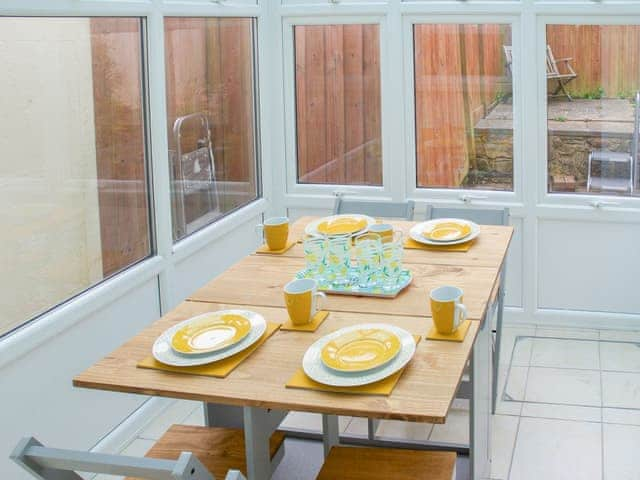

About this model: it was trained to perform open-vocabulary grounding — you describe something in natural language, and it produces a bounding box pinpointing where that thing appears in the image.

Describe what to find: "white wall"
[0,18,103,333]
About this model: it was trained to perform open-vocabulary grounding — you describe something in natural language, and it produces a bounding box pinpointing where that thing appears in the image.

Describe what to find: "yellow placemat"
[255,241,297,255]
[404,237,475,252]
[285,335,421,396]
[281,310,329,332]
[137,322,281,378]
[426,320,471,343]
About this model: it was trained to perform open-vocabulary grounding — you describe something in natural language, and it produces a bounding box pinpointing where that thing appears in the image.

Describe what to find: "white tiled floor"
[97,324,640,480]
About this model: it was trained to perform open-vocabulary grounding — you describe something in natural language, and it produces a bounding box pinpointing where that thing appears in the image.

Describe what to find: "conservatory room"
[1,1,640,480]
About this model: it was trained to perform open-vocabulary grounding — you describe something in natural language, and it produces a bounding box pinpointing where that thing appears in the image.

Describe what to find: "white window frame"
[0,0,271,347]
[281,15,393,200]
[537,14,640,210]
[402,14,523,206]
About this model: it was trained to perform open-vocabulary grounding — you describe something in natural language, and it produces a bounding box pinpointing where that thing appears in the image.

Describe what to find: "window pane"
[294,24,382,186]
[164,17,259,242]
[414,24,513,191]
[546,25,640,197]
[0,17,150,336]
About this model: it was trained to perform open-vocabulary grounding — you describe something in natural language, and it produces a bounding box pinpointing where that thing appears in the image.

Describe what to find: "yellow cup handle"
[314,291,326,313]
[454,302,467,329]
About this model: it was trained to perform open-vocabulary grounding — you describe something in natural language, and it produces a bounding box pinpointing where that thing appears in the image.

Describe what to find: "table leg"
[243,407,273,480]
[322,414,340,457]
[492,265,506,414]
[470,312,492,480]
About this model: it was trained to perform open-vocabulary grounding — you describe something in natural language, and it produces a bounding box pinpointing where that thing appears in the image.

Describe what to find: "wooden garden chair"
[503,45,577,100]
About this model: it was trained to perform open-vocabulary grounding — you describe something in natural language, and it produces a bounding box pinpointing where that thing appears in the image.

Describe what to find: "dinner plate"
[421,220,472,242]
[409,219,480,246]
[171,311,252,355]
[152,310,266,367]
[304,214,375,237]
[303,323,416,387]
[320,327,402,373]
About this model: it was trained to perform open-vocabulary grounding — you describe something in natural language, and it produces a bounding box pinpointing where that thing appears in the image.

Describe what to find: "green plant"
[552,116,567,122]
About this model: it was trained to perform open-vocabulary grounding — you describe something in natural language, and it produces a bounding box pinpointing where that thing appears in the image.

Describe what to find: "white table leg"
[470,314,492,480]
[243,407,273,480]
[322,414,340,457]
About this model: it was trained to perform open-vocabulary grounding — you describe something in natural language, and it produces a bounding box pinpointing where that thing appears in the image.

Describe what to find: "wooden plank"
[74,301,480,423]
[362,24,382,186]
[294,26,308,183]
[317,447,456,480]
[284,216,514,269]
[188,254,499,321]
[343,25,366,185]
[126,425,285,480]
[324,25,346,184]
[90,18,149,276]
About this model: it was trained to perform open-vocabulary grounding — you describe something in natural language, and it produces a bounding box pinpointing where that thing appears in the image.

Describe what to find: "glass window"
[414,24,513,191]
[0,17,151,336]
[546,25,640,197]
[293,24,382,186]
[164,17,260,242]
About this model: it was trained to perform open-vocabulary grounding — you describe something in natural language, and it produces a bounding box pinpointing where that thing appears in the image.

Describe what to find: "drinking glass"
[381,231,404,291]
[303,235,328,282]
[354,232,382,289]
[326,234,351,287]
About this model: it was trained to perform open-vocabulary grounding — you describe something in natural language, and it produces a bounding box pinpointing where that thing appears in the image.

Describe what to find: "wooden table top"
[74,216,511,423]
[74,301,479,423]
[288,216,514,268]
[189,254,499,320]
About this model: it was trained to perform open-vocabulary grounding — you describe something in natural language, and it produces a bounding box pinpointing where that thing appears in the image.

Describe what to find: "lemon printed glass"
[326,234,351,287]
[303,236,328,282]
[381,231,404,291]
[354,232,382,289]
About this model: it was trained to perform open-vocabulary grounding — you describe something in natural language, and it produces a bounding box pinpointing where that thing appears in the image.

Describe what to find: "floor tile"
[521,402,601,422]
[602,408,640,426]
[525,367,601,407]
[495,366,527,415]
[603,423,640,480]
[600,341,640,372]
[510,417,601,480]
[599,329,640,342]
[138,400,201,440]
[376,419,433,441]
[535,326,600,340]
[530,338,600,370]
[498,326,535,366]
[602,371,640,409]
[429,407,469,444]
[279,412,351,433]
[489,414,519,480]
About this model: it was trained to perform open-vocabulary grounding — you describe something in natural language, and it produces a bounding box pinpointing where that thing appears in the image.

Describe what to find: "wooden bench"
[316,446,457,480]
[126,425,286,480]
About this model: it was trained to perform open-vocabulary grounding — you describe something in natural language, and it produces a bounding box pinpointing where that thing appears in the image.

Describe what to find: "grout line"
[506,415,521,480]
[599,337,605,480]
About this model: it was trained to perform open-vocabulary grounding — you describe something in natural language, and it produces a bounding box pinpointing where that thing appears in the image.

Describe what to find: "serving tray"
[295,268,412,298]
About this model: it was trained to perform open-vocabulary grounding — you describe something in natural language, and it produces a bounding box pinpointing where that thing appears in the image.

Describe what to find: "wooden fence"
[295,24,383,185]
[548,25,640,98]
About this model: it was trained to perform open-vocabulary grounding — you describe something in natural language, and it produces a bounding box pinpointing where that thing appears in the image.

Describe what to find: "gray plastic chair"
[425,206,509,414]
[11,437,246,480]
[333,194,415,220]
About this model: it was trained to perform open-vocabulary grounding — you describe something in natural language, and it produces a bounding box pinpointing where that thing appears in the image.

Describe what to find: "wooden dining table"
[74,216,513,480]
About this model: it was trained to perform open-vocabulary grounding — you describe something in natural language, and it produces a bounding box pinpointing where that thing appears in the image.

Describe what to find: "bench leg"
[322,414,340,457]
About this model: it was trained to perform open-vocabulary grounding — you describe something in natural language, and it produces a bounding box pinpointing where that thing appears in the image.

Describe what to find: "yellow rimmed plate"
[422,221,472,242]
[305,214,375,237]
[317,217,368,235]
[171,312,252,355]
[320,328,402,373]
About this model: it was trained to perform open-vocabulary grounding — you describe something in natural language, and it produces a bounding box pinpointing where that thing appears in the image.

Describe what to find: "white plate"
[152,310,267,367]
[409,218,480,246]
[302,323,416,387]
[304,214,376,238]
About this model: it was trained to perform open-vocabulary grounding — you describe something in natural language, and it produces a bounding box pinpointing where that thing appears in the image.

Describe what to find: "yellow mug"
[368,223,394,242]
[284,278,326,325]
[430,286,467,334]
[256,217,289,251]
